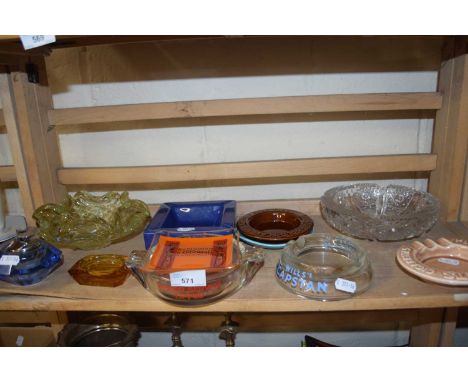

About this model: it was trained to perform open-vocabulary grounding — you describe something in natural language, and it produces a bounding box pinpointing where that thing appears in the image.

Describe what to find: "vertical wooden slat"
[0,57,66,223]
[0,72,36,223]
[430,39,468,221]
[439,308,458,347]
[409,308,445,346]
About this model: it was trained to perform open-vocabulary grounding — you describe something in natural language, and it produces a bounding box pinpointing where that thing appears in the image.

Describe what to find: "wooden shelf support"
[48,92,443,126]
[0,58,66,223]
[57,154,437,186]
[430,50,468,222]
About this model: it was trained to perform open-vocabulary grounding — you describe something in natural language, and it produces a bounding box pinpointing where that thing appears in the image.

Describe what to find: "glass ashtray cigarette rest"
[276,233,372,301]
[126,232,264,306]
[68,255,130,287]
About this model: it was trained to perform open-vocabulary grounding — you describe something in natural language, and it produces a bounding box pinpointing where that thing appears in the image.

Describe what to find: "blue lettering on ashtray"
[276,263,328,294]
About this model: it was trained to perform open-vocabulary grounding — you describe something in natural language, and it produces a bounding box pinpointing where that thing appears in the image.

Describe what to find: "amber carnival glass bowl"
[275,233,372,301]
[320,183,440,241]
[33,191,150,250]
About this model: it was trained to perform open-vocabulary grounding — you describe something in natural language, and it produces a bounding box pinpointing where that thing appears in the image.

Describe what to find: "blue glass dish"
[144,200,236,249]
[0,235,63,286]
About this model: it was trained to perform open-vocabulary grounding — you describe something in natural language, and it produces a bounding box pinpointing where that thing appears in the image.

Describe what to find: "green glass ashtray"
[33,191,150,250]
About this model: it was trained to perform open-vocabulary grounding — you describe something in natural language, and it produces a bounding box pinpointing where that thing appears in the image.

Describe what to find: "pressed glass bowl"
[320,183,440,241]
[33,191,150,250]
[276,233,372,301]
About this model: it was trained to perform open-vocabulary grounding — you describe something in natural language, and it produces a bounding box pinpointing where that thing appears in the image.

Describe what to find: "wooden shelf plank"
[0,205,467,313]
[57,154,437,186]
[48,92,443,126]
[0,165,16,182]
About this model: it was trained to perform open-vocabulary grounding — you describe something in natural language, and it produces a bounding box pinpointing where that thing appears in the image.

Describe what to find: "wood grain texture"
[439,307,458,346]
[0,72,36,223]
[57,154,437,186]
[430,52,468,222]
[0,209,467,313]
[1,60,66,223]
[45,36,443,87]
[0,165,16,182]
[409,309,445,346]
[48,92,443,126]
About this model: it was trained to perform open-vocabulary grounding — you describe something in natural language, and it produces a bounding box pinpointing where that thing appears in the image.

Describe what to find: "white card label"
[176,227,195,232]
[335,278,357,294]
[20,35,56,50]
[0,255,20,266]
[170,270,206,287]
[438,258,460,266]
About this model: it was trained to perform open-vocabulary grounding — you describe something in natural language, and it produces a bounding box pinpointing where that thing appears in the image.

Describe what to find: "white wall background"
[54,71,436,204]
[6,63,466,346]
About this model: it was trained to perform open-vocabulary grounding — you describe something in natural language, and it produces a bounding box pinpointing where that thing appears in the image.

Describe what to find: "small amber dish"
[237,209,314,244]
[69,255,130,287]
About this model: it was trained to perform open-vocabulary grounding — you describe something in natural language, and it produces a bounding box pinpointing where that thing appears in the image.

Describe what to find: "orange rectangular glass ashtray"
[145,235,236,273]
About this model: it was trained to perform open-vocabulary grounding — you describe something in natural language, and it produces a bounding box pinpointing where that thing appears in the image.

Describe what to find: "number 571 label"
[170,270,206,287]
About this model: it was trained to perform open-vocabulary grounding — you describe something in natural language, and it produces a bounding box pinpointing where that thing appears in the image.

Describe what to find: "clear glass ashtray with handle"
[126,230,264,306]
[276,233,372,301]
[320,183,440,241]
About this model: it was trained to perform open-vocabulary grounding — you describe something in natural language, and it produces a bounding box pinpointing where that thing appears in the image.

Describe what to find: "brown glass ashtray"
[237,209,314,243]
[69,255,130,287]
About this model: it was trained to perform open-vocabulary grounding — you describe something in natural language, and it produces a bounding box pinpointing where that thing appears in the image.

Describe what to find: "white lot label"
[438,258,460,266]
[20,35,56,50]
[335,278,357,294]
[170,270,206,287]
[0,255,20,266]
[176,227,195,232]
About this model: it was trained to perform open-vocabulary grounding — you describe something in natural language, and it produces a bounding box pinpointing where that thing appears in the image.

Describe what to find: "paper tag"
[176,227,195,232]
[0,255,20,266]
[335,278,357,294]
[170,270,206,287]
[20,35,56,50]
[438,258,460,266]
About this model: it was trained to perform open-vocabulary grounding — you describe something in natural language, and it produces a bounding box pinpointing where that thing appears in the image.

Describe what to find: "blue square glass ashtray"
[143,200,236,249]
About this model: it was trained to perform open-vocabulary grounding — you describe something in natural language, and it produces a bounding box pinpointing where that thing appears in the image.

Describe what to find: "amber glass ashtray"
[69,255,130,287]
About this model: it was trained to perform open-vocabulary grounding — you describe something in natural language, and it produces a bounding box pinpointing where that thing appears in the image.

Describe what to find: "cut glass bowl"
[33,191,150,250]
[320,183,440,241]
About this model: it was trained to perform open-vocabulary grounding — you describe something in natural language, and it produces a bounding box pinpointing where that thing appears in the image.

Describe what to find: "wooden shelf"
[1,200,467,313]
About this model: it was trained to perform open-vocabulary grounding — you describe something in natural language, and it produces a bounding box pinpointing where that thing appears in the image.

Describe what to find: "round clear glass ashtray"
[276,233,372,301]
[320,183,440,241]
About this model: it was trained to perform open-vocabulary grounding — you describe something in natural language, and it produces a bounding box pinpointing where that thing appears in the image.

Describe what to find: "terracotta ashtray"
[237,209,314,244]
[396,238,468,286]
